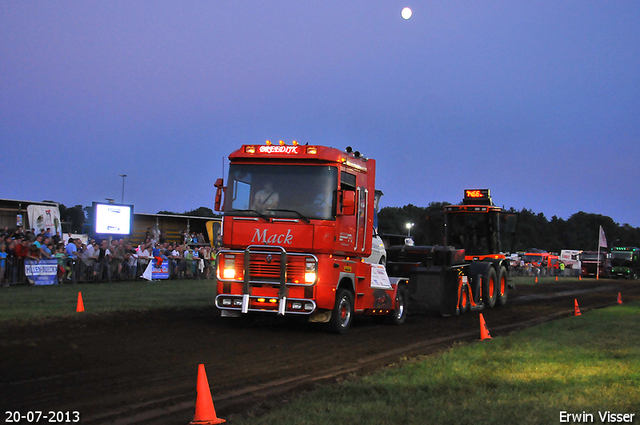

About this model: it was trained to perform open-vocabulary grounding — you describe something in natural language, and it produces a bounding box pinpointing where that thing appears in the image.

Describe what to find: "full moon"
[401,7,412,20]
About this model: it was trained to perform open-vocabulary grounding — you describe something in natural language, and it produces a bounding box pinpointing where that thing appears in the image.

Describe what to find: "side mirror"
[341,190,356,215]
[214,178,225,212]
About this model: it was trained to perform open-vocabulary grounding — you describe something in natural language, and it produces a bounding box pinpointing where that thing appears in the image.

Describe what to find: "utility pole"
[119,174,127,204]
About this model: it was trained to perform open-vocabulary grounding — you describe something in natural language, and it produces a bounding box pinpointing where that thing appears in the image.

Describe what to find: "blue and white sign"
[152,258,170,280]
[25,259,59,285]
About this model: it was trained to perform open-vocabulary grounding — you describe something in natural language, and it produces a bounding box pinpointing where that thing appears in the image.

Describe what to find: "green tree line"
[378,203,640,253]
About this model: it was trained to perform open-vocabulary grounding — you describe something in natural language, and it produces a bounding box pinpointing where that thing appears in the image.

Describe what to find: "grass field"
[234,303,640,425]
[3,277,638,424]
[0,274,601,321]
[0,275,594,321]
[0,279,216,321]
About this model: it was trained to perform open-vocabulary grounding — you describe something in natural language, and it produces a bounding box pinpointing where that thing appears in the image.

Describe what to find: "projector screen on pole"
[93,202,133,235]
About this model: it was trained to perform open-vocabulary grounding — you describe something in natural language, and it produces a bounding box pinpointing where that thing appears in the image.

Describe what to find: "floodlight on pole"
[119,174,127,204]
[406,222,415,237]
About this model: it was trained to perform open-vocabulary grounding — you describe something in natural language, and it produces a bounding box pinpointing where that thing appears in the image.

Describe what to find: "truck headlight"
[305,261,317,283]
[223,256,236,279]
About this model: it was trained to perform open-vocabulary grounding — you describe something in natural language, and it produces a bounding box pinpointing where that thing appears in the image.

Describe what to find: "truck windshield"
[225,164,338,220]
[611,252,633,262]
[611,251,634,267]
[447,212,498,255]
[523,254,544,263]
[581,253,599,261]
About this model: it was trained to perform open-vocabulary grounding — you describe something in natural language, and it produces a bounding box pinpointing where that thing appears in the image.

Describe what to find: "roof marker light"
[279,140,285,145]
[292,140,298,146]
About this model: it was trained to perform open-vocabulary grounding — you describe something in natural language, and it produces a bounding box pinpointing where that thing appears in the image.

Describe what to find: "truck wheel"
[329,288,354,334]
[483,267,498,308]
[496,266,508,307]
[387,285,407,325]
[459,285,469,315]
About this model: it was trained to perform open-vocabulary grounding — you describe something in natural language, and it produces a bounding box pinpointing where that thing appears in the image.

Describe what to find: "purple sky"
[2,1,639,226]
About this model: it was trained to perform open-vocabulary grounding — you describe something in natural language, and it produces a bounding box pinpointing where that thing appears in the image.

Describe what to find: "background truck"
[580,251,610,278]
[559,249,582,276]
[213,142,407,333]
[386,189,517,316]
[610,246,640,279]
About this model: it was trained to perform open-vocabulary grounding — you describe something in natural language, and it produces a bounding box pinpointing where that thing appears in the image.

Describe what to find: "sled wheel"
[483,266,498,308]
[497,266,508,307]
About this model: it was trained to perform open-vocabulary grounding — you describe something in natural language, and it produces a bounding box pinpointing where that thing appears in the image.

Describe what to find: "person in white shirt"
[253,181,279,213]
[135,243,152,278]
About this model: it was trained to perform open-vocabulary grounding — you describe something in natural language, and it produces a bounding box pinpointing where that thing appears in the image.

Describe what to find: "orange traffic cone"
[579,275,582,281]
[76,292,85,312]
[574,299,581,316]
[190,364,225,425]
[535,276,538,283]
[479,313,492,340]
[617,292,622,304]
[555,276,558,281]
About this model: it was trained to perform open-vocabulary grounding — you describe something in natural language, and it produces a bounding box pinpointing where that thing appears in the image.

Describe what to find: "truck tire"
[329,288,354,334]
[459,285,470,315]
[483,266,498,308]
[496,265,508,307]
[387,285,407,325]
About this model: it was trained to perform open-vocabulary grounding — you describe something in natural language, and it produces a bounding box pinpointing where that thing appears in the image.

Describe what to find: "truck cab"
[560,249,582,276]
[610,247,640,279]
[581,251,610,278]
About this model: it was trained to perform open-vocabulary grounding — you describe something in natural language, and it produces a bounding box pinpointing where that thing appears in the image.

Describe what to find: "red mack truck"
[213,142,406,333]
[213,142,514,333]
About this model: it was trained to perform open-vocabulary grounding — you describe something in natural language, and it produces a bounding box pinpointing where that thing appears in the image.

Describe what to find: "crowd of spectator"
[0,226,218,286]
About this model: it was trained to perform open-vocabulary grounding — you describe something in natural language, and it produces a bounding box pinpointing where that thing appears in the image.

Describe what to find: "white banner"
[599,225,607,248]
[27,205,62,236]
[370,264,392,290]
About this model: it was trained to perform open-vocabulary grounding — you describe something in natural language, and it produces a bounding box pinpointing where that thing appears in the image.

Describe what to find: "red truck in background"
[581,250,610,278]
[522,251,560,276]
[213,142,407,333]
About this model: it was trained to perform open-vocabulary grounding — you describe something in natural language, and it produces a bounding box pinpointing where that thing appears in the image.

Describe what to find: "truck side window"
[340,171,356,190]
[232,180,251,210]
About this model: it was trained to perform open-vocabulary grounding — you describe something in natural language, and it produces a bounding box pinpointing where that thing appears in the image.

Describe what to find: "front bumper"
[216,294,316,315]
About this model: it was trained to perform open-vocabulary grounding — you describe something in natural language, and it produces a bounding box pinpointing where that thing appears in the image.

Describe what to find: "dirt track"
[3,279,639,424]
